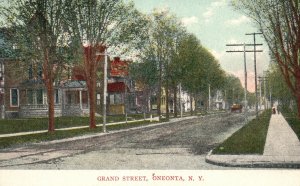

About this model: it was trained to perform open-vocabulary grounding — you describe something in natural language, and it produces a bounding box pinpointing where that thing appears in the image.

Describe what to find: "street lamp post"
[103,48,108,132]
[179,83,183,118]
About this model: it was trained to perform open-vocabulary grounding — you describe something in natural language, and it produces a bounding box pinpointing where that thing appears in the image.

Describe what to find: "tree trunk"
[157,85,161,120]
[173,85,178,118]
[190,94,193,116]
[165,85,169,121]
[87,77,97,129]
[43,49,55,133]
[46,80,55,132]
[296,75,300,119]
[296,95,300,119]
[157,61,162,121]
[83,45,105,129]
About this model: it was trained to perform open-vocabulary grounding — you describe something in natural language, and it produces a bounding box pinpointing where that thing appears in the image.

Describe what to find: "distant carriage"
[231,104,243,113]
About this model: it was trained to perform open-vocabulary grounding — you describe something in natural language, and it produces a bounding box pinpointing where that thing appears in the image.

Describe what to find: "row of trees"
[232,0,300,117]
[130,9,245,120]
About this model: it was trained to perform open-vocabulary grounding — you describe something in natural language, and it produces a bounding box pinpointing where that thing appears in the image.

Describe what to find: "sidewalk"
[206,113,300,168]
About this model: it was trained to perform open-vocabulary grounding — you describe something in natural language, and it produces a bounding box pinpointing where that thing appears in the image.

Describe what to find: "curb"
[205,150,300,169]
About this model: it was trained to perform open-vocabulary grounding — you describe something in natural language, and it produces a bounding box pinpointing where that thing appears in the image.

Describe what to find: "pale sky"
[131,0,270,92]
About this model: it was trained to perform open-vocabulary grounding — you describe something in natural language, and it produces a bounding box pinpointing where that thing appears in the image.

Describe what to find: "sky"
[130,0,270,92]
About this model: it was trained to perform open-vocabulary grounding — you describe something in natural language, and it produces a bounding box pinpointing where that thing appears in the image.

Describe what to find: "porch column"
[79,90,82,109]
[62,89,65,109]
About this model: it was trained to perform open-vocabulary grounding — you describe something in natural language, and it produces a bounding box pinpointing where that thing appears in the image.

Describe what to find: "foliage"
[129,59,158,89]
[0,27,19,58]
[266,64,295,109]
[63,0,149,129]
[135,8,186,119]
[223,74,245,106]
[176,33,226,99]
[1,0,74,132]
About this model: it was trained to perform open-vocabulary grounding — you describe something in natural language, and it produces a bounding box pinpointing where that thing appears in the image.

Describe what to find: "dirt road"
[0,112,254,169]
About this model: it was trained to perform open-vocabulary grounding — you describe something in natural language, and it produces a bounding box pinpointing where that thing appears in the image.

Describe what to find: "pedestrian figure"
[272,107,276,114]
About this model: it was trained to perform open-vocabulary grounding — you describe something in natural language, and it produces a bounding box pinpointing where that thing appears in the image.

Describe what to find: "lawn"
[0,114,150,134]
[281,110,300,140]
[0,119,156,149]
[213,110,272,155]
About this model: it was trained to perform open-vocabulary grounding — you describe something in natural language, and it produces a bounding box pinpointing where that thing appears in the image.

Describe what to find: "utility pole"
[258,76,262,109]
[246,32,263,118]
[226,43,263,120]
[258,75,268,110]
[208,84,211,111]
[264,75,267,110]
[263,71,268,109]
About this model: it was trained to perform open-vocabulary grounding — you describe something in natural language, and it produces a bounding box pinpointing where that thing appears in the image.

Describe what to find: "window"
[115,94,122,104]
[55,89,59,104]
[10,88,19,107]
[27,89,34,104]
[110,94,115,105]
[97,93,101,105]
[38,64,42,79]
[37,89,43,104]
[110,93,123,105]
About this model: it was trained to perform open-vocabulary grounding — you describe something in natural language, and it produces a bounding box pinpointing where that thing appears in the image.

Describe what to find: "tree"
[176,33,226,114]
[223,74,244,107]
[65,0,148,129]
[140,9,185,120]
[129,58,158,115]
[267,64,295,109]
[1,0,71,132]
[232,0,300,117]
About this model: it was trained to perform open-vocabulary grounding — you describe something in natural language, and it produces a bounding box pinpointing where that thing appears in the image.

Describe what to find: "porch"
[61,80,89,116]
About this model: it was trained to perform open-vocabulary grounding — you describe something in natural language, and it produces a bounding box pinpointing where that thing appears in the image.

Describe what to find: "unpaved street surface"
[0,113,254,169]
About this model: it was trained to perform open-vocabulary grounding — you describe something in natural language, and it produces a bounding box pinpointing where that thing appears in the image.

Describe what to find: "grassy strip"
[281,110,300,140]
[0,114,152,134]
[213,110,272,155]
[0,120,156,149]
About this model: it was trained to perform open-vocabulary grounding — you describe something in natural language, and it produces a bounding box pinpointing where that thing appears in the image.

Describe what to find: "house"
[0,26,139,118]
[0,55,138,118]
[107,57,136,115]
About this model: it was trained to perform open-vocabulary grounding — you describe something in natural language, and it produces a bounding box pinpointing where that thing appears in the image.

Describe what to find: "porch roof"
[62,80,86,88]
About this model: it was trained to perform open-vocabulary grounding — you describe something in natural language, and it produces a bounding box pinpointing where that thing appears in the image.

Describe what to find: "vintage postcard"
[0,0,299,185]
